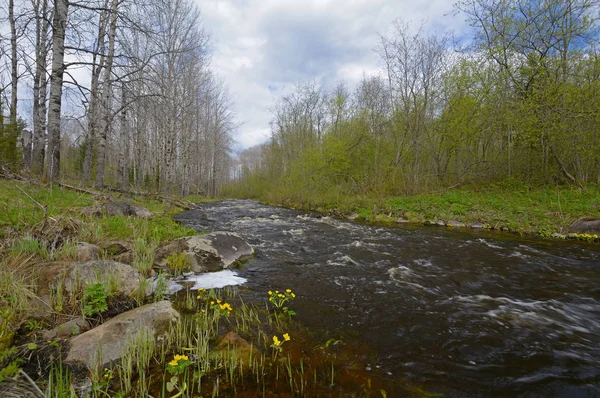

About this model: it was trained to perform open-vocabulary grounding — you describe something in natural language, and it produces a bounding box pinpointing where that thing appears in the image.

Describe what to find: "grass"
[384,183,600,234]
[0,178,207,395]
[253,180,600,237]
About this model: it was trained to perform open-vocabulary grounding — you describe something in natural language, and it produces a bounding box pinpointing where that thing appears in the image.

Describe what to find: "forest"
[230,0,600,204]
[0,0,234,197]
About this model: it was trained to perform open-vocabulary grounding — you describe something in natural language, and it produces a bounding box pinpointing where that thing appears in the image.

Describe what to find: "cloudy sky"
[195,0,468,152]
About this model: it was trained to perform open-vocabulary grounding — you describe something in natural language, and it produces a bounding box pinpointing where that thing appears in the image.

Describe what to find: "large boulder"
[569,217,600,234]
[154,232,254,273]
[65,260,143,295]
[65,301,179,370]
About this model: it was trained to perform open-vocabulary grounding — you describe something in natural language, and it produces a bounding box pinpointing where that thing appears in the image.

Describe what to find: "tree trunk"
[83,6,108,184]
[46,0,69,182]
[95,0,118,189]
[117,87,128,190]
[9,0,18,126]
[32,0,50,176]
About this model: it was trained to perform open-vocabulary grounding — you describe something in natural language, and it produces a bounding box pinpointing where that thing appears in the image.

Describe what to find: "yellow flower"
[275,290,279,294]
[201,309,205,313]
[286,289,291,293]
[169,360,178,366]
[174,354,188,361]
[272,336,281,346]
[217,299,222,304]
[283,333,290,341]
[291,293,296,298]
[196,295,201,299]
[268,290,273,295]
[211,301,215,305]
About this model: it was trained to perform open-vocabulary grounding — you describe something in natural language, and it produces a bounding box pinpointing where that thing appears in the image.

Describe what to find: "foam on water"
[184,270,248,289]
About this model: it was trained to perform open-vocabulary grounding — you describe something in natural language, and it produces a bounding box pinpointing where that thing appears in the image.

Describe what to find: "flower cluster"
[571,233,599,242]
[210,299,233,316]
[268,289,296,316]
[167,354,191,376]
[271,333,291,352]
[196,287,207,299]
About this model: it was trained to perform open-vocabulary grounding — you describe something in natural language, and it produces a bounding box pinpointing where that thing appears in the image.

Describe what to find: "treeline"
[230,0,600,201]
[0,0,234,196]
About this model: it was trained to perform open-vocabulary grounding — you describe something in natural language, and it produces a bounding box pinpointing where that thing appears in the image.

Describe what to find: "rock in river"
[154,232,254,273]
[65,301,179,370]
[569,217,600,234]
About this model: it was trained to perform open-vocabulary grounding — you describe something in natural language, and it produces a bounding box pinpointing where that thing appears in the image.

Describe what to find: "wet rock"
[396,217,409,223]
[551,233,567,239]
[569,218,600,234]
[76,242,101,262]
[65,260,143,295]
[154,232,254,273]
[65,301,179,370]
[216,332,260,370]
[42,316,88,340]
[447,220,466,228]
[347,213,360,221]
[470,223,485,229]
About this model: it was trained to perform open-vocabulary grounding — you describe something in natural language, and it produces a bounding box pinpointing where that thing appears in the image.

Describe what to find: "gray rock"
[42,317,88,340]
[396,217,410,223]
[65,260,143,296]
[65,301,179,370]
[470,223,485,229]
[551,233,567,239]
[569,218,600,234]
[154,232,254,273]
[347,213,360,221]
[447,220,466,228]
[77,242,101,262]
[84,201,152,219]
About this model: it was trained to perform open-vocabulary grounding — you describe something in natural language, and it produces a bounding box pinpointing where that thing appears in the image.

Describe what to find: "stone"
[76,242,101,262]
[83,201,152,219]
[470,223,485,229]
[551,233,567,239]
[396,217,410,223]
[65,301,179,370]
[65,260,143,296]
[216,332,261,370]
[113,251,133,265]
[154,232,254,273]
[102,241,130,256]
[447,220,466,228]
[569,218,600,234]
[347,213,359,221]
[42,316,88,340]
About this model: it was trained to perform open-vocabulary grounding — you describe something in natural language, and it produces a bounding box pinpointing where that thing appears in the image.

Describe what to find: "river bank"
[258,182,600,241]
[1,180,400,397]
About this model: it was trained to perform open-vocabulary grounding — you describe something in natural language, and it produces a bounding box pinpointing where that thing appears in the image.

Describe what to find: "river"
[174,199,600,397]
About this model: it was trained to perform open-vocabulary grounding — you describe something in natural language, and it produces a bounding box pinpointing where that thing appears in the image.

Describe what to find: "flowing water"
[175,200,600,397]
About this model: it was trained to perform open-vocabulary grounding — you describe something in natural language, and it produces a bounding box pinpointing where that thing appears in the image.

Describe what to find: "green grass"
[246,179,600,236]
[385,183,600,234]
[0,180,197,245]
[0,182,94,231]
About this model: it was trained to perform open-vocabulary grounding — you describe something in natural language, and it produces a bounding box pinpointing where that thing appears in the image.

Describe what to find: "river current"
[175,200,600,397]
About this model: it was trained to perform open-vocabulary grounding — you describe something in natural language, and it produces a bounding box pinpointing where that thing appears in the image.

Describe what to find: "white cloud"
[197,0,466,151]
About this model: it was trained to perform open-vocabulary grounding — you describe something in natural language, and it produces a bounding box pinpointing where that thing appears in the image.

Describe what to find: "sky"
[196,0,468,152]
